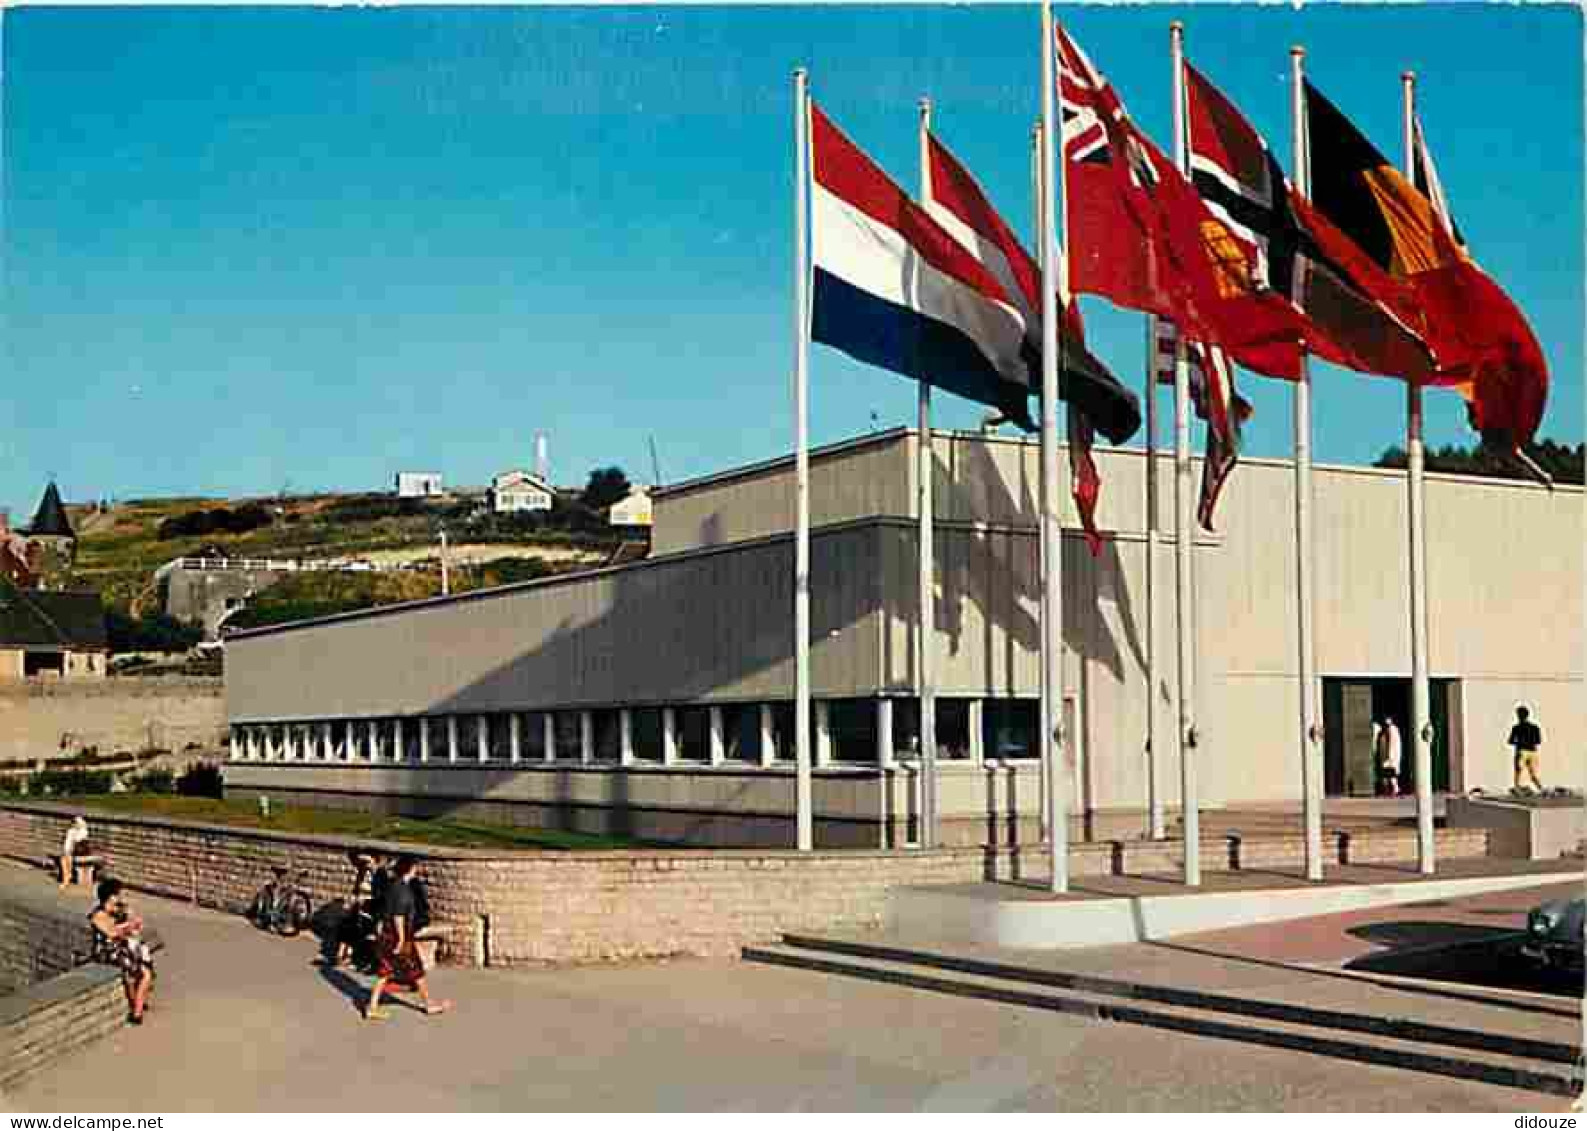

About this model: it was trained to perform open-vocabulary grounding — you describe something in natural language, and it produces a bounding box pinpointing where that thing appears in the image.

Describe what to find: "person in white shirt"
[58,816,91,887]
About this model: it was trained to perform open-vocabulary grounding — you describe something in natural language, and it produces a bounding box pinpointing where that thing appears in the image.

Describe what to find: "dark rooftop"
[0,583,106,651]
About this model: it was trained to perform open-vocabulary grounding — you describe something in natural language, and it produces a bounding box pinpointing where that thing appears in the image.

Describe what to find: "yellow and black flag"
[1303,79,1549,451]
[1303,80,1461,277]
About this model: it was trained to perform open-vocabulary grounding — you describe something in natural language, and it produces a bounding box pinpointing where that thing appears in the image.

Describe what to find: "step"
[741,942,1582,1098]
[778,932,1580,1065]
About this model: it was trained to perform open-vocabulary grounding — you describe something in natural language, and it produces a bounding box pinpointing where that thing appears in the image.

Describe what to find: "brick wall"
[0,967,126,1093]
[0,803,1489,967]
[0,676,225,763]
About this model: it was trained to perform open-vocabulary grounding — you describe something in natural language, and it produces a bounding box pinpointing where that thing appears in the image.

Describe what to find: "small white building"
[609,486,653,528]
[395,472,443,498]
[490,470,554,514]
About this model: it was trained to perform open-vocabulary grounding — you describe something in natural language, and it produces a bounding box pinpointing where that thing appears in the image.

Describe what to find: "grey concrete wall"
[165,565,292,637]
[227,526,886,720]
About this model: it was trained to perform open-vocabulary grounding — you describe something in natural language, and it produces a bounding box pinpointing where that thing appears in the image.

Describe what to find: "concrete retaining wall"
[1446,796,1585,860]
[0,677,226,763]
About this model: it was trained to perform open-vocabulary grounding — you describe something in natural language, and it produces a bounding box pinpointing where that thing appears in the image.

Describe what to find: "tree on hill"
[1372,438,1583,485]
[580,467,632,512]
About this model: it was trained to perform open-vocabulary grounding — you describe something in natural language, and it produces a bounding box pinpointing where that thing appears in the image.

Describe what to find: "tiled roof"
[0,582,106,650]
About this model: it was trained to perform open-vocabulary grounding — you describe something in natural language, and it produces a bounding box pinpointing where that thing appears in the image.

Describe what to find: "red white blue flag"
[809,103,1036,430]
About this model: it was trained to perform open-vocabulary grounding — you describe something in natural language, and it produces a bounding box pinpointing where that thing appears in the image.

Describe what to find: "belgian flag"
[1304,81,1462,278]
[1304,80,1549,451]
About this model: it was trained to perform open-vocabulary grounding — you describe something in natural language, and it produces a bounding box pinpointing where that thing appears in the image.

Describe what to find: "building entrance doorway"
[1322,677,1456,797]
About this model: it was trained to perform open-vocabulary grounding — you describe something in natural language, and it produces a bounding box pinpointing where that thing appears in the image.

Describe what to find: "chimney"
[535,432,549,484]
[0,508,8,534]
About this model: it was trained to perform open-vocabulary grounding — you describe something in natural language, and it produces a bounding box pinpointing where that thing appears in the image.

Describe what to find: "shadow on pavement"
[1343,934,1585,1001]
[1347,921,1518,950]
[1154,939,1582,1019]
[317,962,369,1012]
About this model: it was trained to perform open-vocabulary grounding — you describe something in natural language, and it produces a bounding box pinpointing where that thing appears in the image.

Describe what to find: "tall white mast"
[792,67,814,851]
[1291,46,1324,882]
[917,96,939,850]
[1169,22,1200,886]
[1402,71,1436,875]
[1041,1,1071,892]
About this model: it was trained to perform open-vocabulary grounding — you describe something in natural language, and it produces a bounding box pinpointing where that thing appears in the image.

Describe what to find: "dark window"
[519,712,545,760]
[768,702,795,761]
[591,709,622,761]
[23,651,64,678]
[631,707,663,761]
[722,704,762,762]
[552,711,581,760]
[983,699,1039,760]
[486,714,512,761]
[826,699,879,762]
[676,706,710,761]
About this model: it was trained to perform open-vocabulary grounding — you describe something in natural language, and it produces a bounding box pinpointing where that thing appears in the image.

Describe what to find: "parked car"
[1521,896,1585,974]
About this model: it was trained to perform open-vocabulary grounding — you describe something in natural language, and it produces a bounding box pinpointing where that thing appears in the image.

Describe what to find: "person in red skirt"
[363,856,452,1022]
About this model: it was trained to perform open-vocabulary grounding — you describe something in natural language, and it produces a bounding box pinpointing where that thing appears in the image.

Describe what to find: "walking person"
[1509,705,1544,793]
[363,856,451,1022]
[89,879,156,1025]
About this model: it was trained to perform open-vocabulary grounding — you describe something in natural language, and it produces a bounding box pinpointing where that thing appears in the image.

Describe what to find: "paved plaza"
[3,862,1578,1112]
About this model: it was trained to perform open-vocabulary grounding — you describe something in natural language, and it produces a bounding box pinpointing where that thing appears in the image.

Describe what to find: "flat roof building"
[225,429,1583,848]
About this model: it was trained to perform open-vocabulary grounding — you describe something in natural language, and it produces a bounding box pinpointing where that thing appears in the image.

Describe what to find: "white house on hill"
[395,472,443,498]
[490,470,554,514]
[608,485,653,527]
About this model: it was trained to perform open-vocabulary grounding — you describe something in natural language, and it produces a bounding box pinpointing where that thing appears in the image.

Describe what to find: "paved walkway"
[2,863,1575,1112]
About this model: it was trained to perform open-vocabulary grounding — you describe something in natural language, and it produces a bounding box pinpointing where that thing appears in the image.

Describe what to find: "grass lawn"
[49,794,657,851]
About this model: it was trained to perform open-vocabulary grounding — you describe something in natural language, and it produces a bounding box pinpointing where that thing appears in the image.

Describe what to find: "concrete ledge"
[890,870,1584,950]
[1446,796,1585,860]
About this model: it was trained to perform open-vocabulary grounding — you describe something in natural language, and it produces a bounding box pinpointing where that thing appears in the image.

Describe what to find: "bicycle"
[248,865,313,937]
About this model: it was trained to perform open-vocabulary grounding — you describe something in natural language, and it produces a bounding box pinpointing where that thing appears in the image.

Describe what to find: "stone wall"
[0,873,135,1094]
[0,802,1492,968]
[0,966,125,1094]
[0,676,226,763]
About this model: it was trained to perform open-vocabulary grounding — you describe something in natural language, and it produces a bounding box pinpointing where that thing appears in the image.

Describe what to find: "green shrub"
[32,769,115,795]
[176,761,225,798]
[106,607,203,654]
[131,768,176,794]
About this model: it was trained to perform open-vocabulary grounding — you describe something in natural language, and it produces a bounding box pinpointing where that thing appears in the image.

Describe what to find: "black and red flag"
[1303,79,1549,453]
[1183,63,1434,384]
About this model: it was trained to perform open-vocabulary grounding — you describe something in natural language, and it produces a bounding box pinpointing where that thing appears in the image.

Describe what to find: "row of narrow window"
[233,698,1044,765]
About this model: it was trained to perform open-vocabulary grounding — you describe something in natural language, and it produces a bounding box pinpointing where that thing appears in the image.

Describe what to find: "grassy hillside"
[70,492,622,617]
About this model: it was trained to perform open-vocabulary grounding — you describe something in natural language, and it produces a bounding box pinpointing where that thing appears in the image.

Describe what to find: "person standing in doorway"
[1508,706,1544,793]
[1373,718,1401,796]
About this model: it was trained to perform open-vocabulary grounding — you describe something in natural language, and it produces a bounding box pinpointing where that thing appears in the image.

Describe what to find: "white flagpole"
[1169,22,1200,886]
[792,67,814,852]
[1291,46,1324,882]
[1032,117,1050,847]
[1042,1,1070,893]
[917,96,938,850]
[1145,315,1164,840]
[1402,71,1436,875]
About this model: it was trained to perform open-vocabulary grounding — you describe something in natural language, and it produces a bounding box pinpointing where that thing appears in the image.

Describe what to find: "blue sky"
[3,4,1581,518]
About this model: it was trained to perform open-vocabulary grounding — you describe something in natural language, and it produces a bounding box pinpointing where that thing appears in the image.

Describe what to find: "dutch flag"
[809,103,1037,430]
